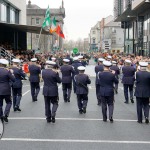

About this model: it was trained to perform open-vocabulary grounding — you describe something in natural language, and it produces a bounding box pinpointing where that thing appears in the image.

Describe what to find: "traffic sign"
[73,48,79,54]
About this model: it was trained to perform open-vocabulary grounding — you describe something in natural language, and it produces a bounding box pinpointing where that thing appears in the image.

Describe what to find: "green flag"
[42,6,51,28]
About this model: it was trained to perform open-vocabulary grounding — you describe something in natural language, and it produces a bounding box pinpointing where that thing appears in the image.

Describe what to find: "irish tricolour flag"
[50,17,57,33]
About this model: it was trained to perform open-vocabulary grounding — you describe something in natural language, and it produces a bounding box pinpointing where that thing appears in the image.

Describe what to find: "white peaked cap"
[78,66,85,71]
[63,59,70,62]
[31,58,37,62]
[78,55,83,59]
[51,57,56,60]
[107,55,112,59]
[73,57,78,61]
[103,61,112,67]
[12,59,21,63]
[112,61,117,64]
[0,59,9,65]
[46,61,56,65]
[139,62,148,67]
[98,58,105,62]
[125,59,131,63]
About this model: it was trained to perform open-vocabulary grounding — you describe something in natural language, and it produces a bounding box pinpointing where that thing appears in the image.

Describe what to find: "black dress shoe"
[16,107,21,112]
[124,101,128,104]
[83,107,86,114]
[137,120,142,123]
[14,108,17,112]
[52,117,55,123]
[79,110,83,114]
[145,118,149,124]
[103,119,107,122]
[109,117,113,123]
[3,116,8,123]
[131,99,134,103]
[46,117,51,123]
[67,99,70,102]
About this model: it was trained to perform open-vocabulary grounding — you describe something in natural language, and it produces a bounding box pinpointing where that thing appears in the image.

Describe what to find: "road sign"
[73,48,79,54]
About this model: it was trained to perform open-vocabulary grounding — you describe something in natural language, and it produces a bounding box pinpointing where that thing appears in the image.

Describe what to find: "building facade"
[0,0,26,24]
[100,15,124,53]
[114,0,150,55]
[26,0,65,52]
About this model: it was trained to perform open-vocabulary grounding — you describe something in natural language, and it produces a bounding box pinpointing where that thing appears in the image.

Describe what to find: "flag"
[56,25,65,39]
[42,6,51,28]
[50,17,57,33]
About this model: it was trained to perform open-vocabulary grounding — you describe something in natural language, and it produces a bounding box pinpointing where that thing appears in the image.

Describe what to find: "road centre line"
[9,117,137,122]
[1,138,150,144]
[22,90,30,96]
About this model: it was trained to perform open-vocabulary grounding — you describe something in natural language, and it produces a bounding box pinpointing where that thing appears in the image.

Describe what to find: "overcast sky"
[27,0,113,41]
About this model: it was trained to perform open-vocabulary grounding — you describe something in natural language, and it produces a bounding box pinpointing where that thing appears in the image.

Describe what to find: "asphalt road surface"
[0,61,150,150]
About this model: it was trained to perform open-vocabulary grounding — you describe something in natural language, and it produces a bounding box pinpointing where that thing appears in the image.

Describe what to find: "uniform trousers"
[12,88,22,109]
[77,94,88,110]
[0,95,12,117]
[72,78,76,93]
[123,84,133,102]
[44,96,59,119]
[30,82,40,100]
[136,97,149,122]
[96,84,101,104]
[62,83,72,102]
[101,96,114,120]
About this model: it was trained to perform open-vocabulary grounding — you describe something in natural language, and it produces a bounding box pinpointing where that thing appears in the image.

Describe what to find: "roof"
[0,22,51,35]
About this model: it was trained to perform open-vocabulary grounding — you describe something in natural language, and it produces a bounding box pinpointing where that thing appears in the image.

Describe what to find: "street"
[0,62,150,150]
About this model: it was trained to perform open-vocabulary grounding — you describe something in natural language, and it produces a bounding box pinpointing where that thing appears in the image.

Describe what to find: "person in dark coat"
[75,66,91,114]
[95,58,104,105]
[29,58,41,102]
[110,61,120,94]
[135,62,150,124]
[122,60,136,104]
[72,57,82,93]
[98,61,118,123]
[0,59,15,123]
[60,59,74,102]
[42,61,61,123]
[11,59,26,112]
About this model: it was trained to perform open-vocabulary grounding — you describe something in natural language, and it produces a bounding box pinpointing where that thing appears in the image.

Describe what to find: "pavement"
[0,60,150,150]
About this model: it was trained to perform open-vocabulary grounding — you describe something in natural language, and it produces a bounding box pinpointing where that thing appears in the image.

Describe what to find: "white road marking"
[88,86,92,89]
[1,138,150,144]
[23,85,30,87]
[9,117,137,122]
[22,90,30,96]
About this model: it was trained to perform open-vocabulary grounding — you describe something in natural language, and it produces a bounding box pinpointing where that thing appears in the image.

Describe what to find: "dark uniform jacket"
[122,66,135,85]
[11,67,26,88]
[99,71,118,96]
[95,65,104,84]
[110,66,120,76]
[60,65,74,83]
[0,67,15,95]
[72,61,82,76]
[42,69,61,96]
[29,65,41,82]
[135,71,150,98]
[75,74,91,94]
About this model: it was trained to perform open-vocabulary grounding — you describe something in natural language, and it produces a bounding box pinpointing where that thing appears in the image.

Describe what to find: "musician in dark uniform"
[42,61,61,123]
[75,66,91,114]
[95,58,104,105]
[28,58,41,102]
[0,59,15,123]
[98,61,118,122]
[72,57,82,93]
[11,59,26,111]
[110,61,120,94]
[135,62,150,124]
[60,59,74,102]
[122,60,136,104]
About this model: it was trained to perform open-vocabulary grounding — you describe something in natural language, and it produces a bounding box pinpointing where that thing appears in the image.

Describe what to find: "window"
[36,34,39,39]
[10,8,15,23]
[93,31,95,34]
[1,3,7,22]
[36,18,40,25]
[93,38,95,44]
